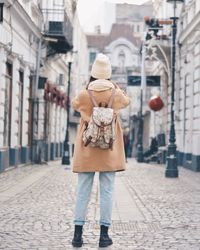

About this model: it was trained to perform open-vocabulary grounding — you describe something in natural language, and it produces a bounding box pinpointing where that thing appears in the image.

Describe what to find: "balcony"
[42,9,73,56]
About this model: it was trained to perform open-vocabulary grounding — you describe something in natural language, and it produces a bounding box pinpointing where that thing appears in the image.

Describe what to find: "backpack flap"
[82,89,116,149]
[92,107,114,126]
[83,118,99,146]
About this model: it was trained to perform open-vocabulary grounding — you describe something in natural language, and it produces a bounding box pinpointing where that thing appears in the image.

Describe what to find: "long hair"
[86,76,97,89]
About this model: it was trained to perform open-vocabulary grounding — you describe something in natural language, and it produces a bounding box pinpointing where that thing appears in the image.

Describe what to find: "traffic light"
[144,16,161,37]
[144,16,172,41]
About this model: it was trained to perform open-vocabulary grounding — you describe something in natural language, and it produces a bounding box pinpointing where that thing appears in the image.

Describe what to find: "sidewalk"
[0,159,200,250]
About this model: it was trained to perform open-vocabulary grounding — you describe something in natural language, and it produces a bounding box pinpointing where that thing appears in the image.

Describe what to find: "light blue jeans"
[74,172,116,226]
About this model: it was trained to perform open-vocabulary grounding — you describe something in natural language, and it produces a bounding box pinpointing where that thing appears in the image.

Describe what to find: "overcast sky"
[77,0,150,33]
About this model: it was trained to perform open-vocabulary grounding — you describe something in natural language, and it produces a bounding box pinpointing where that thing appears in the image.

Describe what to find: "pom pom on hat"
[91,53,112,79]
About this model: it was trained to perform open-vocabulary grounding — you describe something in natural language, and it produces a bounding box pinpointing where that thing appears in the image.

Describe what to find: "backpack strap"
[88,88,116,108]
[108,88,116,108]
[88,90,98,107]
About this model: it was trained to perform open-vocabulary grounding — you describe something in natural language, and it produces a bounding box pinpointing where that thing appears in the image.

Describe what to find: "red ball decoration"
[148,95,164,112]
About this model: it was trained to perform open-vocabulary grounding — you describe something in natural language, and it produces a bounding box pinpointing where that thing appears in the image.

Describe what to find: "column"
[0,47,7,147]
[50,103,56,160]
[21,65,30,163]
[10,56,20,166]
[0,47,8,171]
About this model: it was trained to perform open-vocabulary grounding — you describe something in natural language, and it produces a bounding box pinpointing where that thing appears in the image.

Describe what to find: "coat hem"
[72,168,125,173]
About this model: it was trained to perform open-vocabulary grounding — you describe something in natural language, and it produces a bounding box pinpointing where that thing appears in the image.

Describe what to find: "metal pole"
[137,88,144,162]
[165,1,178,177]
[137,42,146,162]
[62,61,71,165]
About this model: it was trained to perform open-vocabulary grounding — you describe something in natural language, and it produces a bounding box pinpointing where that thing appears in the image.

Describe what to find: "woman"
[71,53,130,248]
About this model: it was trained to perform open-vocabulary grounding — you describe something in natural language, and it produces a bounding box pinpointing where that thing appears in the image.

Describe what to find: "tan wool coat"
[72,80,130,173]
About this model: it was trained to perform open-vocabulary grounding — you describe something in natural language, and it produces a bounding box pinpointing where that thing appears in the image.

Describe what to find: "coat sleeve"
[72,89,91,113]
[72,95,80,111]
[114,89,130,110]
[72,90,85,111]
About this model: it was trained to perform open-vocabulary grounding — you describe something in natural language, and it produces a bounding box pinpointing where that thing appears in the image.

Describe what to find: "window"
[28,75,33,146]
[89,52,96,64]
[4,62,13,147]
[118,50,125,69]
[18,70,24,147]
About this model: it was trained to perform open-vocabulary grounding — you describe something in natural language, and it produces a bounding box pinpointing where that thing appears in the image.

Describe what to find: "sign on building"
[128,75,161,87]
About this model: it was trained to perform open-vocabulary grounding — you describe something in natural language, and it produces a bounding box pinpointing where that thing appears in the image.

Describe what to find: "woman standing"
[71,53,130,248]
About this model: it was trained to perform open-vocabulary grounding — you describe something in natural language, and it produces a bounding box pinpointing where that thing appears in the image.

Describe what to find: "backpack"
[82,89,116,150]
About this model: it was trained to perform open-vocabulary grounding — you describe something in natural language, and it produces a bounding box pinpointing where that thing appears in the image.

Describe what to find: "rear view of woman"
[71,53,130,248]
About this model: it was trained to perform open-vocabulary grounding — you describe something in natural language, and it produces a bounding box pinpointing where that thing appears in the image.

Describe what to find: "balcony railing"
[42,9,73,55]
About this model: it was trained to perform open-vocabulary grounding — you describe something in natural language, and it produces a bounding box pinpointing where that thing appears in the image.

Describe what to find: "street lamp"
[165,0,183,178]
[137,41,146,162]
[62,52,73,165]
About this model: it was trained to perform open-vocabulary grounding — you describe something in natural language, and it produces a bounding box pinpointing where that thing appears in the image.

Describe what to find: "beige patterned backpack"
[82,89,116,149]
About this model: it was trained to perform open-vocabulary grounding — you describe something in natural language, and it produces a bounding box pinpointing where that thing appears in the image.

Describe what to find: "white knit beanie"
[91,53,112,79]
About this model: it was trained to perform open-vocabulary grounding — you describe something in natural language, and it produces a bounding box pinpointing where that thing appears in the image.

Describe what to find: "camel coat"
[72,80,130,173]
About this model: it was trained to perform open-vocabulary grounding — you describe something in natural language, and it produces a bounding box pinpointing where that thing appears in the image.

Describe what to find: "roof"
[87,23,141,50]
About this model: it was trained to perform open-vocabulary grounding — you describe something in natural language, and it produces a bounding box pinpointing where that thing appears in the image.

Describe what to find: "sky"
[77,0,150,33]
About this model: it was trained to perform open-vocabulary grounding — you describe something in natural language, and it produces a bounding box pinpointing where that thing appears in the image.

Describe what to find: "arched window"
[118,50,125,69]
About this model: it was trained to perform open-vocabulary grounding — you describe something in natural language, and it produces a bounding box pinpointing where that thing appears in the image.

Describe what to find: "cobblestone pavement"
[0,159,200,250]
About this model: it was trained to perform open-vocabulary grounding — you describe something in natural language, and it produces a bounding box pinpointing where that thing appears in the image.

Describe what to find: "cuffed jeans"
[74,172,115,227]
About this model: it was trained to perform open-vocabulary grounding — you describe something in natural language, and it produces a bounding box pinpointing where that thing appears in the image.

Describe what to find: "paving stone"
[0,159,200,249]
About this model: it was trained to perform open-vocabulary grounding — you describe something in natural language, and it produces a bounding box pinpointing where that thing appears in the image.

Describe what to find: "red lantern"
[148,95,164,112]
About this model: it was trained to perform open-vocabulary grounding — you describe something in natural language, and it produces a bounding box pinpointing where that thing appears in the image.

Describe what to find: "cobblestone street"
[0,159,200,250]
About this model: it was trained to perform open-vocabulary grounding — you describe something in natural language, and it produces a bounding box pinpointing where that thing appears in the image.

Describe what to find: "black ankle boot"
[72,225,83,248]
[99,225,113,248]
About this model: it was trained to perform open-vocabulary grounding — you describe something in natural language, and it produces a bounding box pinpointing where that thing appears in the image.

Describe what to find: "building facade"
[116,1,153,38]
[177,0,200,171]
[151,0,200,171]
[0,0,86,172]
[0,0,44,171]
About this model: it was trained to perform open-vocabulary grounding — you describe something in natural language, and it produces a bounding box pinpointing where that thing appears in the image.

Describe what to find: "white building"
[177,0,200,171]
[0,0,44,171]
[151,0,200,171]
[35,0,75,163]
[0,0,87,172]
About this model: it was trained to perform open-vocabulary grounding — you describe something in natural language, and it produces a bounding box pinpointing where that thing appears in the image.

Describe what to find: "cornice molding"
[5,0,42,38]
